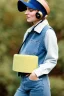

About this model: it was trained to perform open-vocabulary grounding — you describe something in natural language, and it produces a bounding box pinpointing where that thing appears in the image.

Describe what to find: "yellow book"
[13,54,38,73]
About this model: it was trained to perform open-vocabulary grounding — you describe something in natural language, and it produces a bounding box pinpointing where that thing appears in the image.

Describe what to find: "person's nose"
[25,9,29,15]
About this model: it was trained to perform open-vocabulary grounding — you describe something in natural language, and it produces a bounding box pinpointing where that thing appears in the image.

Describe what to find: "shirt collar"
[26,19,49,34]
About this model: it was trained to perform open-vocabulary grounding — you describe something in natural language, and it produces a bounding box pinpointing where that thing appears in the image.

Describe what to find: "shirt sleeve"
[33,29,58,77]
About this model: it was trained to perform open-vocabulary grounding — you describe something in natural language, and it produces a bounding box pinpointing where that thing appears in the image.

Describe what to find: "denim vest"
[19,25,51,66]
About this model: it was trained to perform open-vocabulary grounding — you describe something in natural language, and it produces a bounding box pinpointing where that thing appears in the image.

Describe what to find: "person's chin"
[26,18,32,22]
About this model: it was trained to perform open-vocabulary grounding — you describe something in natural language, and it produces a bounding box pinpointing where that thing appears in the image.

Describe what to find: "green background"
[0,0,64,96]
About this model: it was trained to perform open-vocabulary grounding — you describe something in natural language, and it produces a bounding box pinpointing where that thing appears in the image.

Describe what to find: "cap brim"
[17,0,37,12]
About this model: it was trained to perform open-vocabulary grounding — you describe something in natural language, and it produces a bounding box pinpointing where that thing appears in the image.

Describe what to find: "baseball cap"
[17,0,50,16]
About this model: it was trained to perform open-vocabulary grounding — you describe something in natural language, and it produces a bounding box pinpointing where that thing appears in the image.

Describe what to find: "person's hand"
[28,72,39,81]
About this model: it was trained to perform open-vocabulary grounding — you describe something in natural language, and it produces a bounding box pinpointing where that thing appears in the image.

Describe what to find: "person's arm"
[32,29,58,77]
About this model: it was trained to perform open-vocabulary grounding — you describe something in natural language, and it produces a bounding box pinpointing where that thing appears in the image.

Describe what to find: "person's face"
[25,7,40,25]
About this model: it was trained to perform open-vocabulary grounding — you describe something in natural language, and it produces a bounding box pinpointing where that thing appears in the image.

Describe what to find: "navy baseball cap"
[17,0,47,16]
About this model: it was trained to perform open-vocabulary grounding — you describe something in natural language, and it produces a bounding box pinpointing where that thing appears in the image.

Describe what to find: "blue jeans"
[14,75,51,96]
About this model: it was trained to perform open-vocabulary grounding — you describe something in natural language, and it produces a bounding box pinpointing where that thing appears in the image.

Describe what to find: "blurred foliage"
[48,0,64,30]
[50,77,64,96]
[0,0,64,96]
[58,40,64,74]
